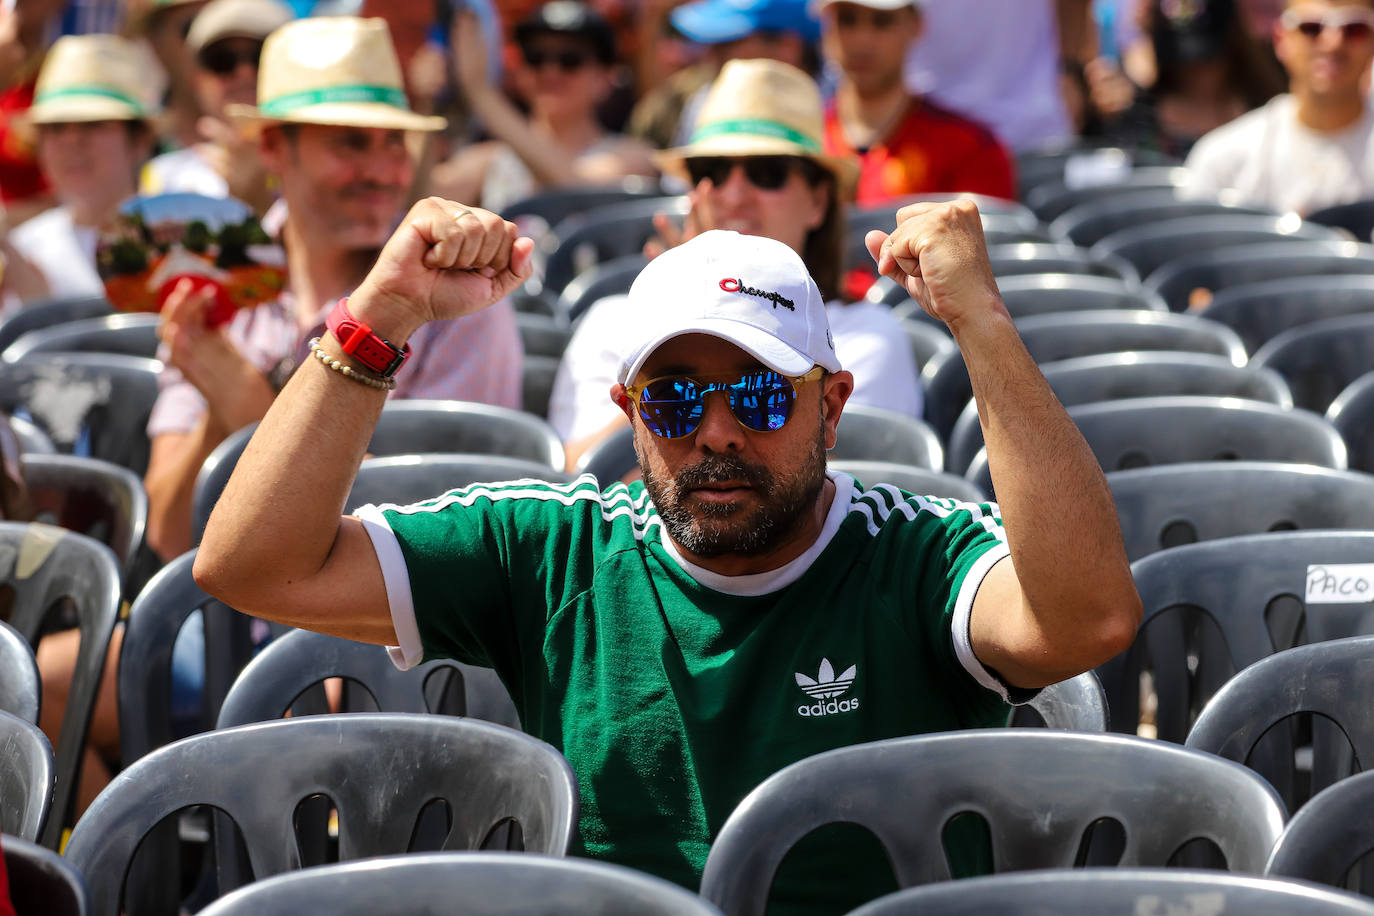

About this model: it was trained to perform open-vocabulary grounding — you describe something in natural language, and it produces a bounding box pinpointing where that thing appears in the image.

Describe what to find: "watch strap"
[325,297,411,378]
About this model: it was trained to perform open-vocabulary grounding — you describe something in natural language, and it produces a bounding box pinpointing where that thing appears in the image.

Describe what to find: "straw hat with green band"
[226,17,445,133]
[655,59,858,196]
[24,35,161,126]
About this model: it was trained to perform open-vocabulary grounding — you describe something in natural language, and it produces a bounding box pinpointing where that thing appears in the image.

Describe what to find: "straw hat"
[187,0,294,55]
[25,35,161,126]
[226,17,445,133]
[655,60,858,194]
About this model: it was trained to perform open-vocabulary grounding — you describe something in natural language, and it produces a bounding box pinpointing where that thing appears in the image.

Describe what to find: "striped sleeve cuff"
[353,504,424,671]
[950,545,1037,704]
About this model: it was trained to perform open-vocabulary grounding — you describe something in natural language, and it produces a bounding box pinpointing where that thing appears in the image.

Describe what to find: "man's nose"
[692,391,744,453]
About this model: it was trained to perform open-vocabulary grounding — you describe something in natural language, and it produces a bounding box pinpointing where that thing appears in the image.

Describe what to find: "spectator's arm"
[867,201,1141,689]
[1055,0,1096,69]
[143,418,224,561]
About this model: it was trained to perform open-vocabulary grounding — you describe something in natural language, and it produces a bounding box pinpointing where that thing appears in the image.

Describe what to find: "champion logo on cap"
[719,277,795,311]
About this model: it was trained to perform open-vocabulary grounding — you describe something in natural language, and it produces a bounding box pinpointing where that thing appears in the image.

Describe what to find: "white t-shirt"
[140,147,230,199]
[1183,94,1374,217]
[9,206,103,299]
[547,295,923,444]
[902,0,1070,152]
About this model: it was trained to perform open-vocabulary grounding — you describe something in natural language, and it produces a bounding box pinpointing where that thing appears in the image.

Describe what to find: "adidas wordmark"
[795,658,859,717]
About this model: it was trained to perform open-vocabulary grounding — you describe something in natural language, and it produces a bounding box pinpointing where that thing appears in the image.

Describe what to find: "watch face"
[97,193,288,326]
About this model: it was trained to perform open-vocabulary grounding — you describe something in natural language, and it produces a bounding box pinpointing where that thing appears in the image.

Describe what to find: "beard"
[641,425,828,558]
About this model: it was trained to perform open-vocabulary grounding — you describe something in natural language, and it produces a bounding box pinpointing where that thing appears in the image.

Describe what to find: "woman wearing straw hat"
[548,58,920,469]
[5,34,159,304]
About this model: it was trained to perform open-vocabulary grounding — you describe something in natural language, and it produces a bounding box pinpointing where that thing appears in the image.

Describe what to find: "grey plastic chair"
[515,311,572,358]
[947,353,1291,475]
[1051,192,1274,247]
[574,424,637,485]
[698,730,1285,916]
[0,710,54,841]
[1023,164,1188,221]
[1251,313,1374,413]
[501,180,667,238]
[1145,239,1374,312]
[1199,274,1374,354]
[557,255,647,323]
[1267,770,1374,891]
[196,852,722,916]
[1188,636,1374,811]
[850,869,1374,916]
[21,454,149,584]
[0,353,162,475]
[1104,531,1374,745]
[850,193,1041,234]
[1329,371,1374,473]
[899,320,956,373]
[1,313,161,363]
[0,295,112,353]
[541,197,687,294]
[9,416,55,455]
[1090,213,1339,279]
[1015,671,1109,732]
[1306,197,1374,242]
[522,354,560,420]
[3,833,88,916]
[63,714,579,916]
[0,522,121,849]
[829,405,942,469]
[347,454,572,513]
[867,246,1143,306]
[828,462,986,504]
[0,620,40,724]
[891,274,1167,336]
[1108,462,1374,562]
[191,401,566,542]
[967,397,1346,496]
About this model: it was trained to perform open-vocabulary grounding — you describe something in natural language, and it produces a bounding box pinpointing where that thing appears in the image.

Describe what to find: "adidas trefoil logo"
[795,658,859,717]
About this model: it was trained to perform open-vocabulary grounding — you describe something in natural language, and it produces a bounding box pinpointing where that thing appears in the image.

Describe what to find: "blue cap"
[670,0,819,44]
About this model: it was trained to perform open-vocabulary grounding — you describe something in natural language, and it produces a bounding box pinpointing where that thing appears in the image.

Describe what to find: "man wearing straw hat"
[143,16,524,560]
[550,59,920,467]
[198,189,1141,910]
[4,34,159,304]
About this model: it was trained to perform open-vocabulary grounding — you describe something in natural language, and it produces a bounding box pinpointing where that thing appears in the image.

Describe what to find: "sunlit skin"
[697,162,828,254]
[35,120,148,225]
[192,36,262,115]
[1276,0,1374,127]
[611,333,854,576]
[513,35,615,123]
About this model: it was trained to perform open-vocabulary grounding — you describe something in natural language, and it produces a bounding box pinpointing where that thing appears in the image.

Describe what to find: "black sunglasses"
[199,42,263,76]
[625,367,824,439]
[522,47,592,72]
[685,156,812,191]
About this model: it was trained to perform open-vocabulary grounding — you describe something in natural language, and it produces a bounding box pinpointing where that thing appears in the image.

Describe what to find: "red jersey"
[824,96,1016,205]
[0,80,50,205]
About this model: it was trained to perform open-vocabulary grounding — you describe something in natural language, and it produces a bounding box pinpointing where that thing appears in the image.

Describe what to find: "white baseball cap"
[618,230,843,386]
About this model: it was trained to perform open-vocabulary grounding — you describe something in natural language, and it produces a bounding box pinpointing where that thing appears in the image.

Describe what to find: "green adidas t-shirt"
[355,472,1015,913]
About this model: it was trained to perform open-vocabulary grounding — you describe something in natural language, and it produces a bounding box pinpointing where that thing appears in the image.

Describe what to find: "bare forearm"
[144,420,225,561]
[467,88,580,188]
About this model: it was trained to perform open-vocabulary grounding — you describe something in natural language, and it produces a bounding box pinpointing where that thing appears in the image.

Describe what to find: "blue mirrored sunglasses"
[625,367,824,439]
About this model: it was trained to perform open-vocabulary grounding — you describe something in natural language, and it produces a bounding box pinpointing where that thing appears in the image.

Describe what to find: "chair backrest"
[1251,313,1374,413]
[1051,192,1274,247]
[1108,462,1374,562]
[195,852,722,916]
[1016,310,1248,365]
[1017,671,1109,731]
[346,454,573,513]
[63,714,579,916]
[0,296,112,353]
[557,256,647,323]
[575,424,637,485]
[850,868,1374,916]
[541,197,687,294]
[829,462,986,504]
[985,243,1141,286]
[1328,370,1374,473]
[851,193,1041,233]
[3,833,88,916]
[946,353,1291,475]
[698,730,1285,916]
[1,313,161,363]
[0,711,54,841]
[1145,239,1374,312]
[1187,636,1374,807]
[217,627,520,730]
[995,273,1168,316]
[829,405,942,469]
[501,180,667,236]
[1199,274,1374,354]
[967,397,1346,496]
[0,522,120,848]
[898,320,956,374]
[1306,197,1374,242]
[0,621,39,724]
[8,417,55,456]
[1023,164,1188,221]
[1090,214,1339,279]
[522,354,561,420]
[0,353,162,475]
[21,454,148,583]
[1266,769,1374,890]
[1107,531,1374,744]
[514,312,572,359]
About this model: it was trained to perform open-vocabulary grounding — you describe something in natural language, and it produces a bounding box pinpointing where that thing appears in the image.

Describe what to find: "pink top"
[147,292,524,438]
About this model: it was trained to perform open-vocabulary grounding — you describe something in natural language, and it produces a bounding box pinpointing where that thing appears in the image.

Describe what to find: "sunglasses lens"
[685,158,729,186]
[634,372,799,438]
[743,158,792,190]
[1297,19,1324,37]
[730,371,796,432]
[557,51,587,70]
[1343,21,1373,40]
[639,378,704,439]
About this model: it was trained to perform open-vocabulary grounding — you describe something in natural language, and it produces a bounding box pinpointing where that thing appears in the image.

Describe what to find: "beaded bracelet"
[308,337,396,391]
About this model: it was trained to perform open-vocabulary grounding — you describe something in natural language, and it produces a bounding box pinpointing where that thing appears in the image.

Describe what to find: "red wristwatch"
[325,298,411,378]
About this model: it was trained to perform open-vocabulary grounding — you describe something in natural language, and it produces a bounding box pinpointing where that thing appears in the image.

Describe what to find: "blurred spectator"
[629,0,819,149]
[550,59,920,468]
[1088,0,1284,157]
[430,2,656,212]
[140,0,293,213]
[130,0,211,149]
[818,0,1015,203]
[143,16,523,561]
[902,0,1094,152]
[1183,0,1374,214]
[6,34,158,302]
[0,0,65,228]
